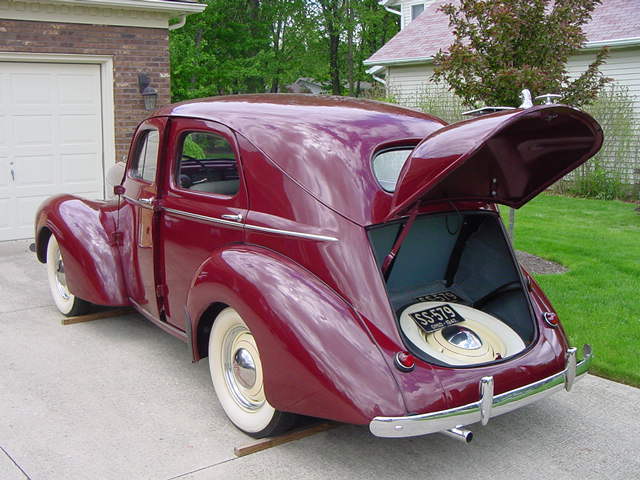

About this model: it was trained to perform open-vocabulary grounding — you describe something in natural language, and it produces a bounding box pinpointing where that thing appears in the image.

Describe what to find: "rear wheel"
[208,307,297,438]
[46,234,91,317]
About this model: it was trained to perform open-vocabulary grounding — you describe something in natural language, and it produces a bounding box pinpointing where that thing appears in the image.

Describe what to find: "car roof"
[154,94,446,225]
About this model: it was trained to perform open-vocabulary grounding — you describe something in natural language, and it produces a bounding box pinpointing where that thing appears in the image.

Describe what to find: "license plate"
[416,291,464,303]
[409,304,465,333]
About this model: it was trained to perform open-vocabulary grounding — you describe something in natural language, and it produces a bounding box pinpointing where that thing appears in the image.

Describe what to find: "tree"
[316,0,345,95]
[432,0,610,108]
[169,0,399,101]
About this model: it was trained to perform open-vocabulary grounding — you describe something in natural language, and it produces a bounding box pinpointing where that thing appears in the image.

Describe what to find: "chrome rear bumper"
[370,345,592,438]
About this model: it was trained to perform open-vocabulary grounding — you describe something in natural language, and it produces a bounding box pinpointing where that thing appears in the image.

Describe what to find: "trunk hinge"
[382,206,419,279]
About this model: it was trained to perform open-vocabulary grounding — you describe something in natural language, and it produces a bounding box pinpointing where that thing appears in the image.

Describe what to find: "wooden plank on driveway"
[61,308,135,325]
[234,422,338,457]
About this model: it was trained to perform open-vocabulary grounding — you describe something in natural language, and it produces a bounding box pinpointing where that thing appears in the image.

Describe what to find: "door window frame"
[128,127,161,185]
[166,118,248,207]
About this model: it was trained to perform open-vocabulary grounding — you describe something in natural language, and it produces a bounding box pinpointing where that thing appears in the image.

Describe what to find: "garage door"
[0,62,104,241]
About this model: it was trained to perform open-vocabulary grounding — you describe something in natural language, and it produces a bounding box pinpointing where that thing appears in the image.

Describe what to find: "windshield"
[372,147,413,192]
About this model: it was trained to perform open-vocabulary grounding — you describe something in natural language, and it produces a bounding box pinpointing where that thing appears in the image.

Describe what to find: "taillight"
[394,351,415,372]
[543,311,559,327]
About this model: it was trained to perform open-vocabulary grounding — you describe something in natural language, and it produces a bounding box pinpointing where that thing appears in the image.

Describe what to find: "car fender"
[35,195,129,307]
[186,244,407,425]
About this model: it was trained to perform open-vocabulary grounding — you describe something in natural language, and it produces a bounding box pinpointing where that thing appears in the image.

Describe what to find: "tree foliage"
[432,0,611,107]
[169,0,399,101]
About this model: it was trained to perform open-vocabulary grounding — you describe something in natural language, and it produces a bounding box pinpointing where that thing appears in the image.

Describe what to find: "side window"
[131,130,160,183]
[176,131,240,197]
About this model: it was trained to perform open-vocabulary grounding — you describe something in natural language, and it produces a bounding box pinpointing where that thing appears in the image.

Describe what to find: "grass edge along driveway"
[504,195,639,387]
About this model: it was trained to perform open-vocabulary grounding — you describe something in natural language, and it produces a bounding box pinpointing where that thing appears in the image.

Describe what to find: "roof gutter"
[365,36,640,68]
[363,56,434,67]
[582,36,640,51]
[31,0,206,14]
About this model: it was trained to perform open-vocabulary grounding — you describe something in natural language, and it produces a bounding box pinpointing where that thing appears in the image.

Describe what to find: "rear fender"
[187,245,406,424]
[35,195,129,306]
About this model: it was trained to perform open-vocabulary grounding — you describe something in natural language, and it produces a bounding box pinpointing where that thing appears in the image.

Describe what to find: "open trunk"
[369,104,603,367]
[369,211,534,367]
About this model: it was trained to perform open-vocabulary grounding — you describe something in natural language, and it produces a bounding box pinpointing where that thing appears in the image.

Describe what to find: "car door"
[120,117,168,321]
[157,118,248,330]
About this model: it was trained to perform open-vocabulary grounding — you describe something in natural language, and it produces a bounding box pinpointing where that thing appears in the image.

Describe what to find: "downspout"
[366,66,387,85]
[383,5,401,16]
[168,14,187,31]
[372,73,386,85]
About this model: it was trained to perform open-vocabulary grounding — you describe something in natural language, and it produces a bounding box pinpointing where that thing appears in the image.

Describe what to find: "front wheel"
[208,307,297,438]
[46,234,91,317]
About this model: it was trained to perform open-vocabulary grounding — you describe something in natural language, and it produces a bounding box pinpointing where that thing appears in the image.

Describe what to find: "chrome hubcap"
[442,325,483,350]
[222,325,265,411]
[54,250,71,300]
[233,348,257,389]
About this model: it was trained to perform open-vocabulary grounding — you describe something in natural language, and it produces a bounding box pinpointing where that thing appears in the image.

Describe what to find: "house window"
[411,4,424,20]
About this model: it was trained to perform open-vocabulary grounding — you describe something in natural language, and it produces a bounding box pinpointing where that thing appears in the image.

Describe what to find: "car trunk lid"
[387,105,603,220]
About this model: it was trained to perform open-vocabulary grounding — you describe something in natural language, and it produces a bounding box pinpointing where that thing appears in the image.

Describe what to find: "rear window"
[373,147,413,192]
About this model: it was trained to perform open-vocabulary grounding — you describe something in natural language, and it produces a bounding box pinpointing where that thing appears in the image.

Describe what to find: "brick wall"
[0,19,171,162]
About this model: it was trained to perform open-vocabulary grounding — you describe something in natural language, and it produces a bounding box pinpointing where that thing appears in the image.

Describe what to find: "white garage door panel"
[60,114,100,143]
[0,199,10,228]
[0,62,104,241]
[61,153,100,184]
[13,155,55,186]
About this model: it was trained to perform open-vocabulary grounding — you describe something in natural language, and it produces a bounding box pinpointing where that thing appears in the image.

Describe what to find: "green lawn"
[503,195,640,387]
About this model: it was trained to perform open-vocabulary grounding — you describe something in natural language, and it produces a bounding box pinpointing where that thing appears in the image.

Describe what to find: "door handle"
[138,197,154,206]
[221,213,243,222]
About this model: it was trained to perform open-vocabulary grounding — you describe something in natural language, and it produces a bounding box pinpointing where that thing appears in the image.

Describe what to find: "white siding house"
[368,0,640,185]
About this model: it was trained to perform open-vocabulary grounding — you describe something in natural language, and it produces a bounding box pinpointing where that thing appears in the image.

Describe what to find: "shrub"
[414,83,465,123]
[566,84,640,199]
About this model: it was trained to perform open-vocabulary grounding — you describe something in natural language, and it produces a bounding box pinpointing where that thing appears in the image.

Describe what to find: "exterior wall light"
[138,73,158,111]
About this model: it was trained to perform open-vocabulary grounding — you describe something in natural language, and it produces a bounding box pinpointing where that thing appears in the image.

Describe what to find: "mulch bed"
[516,250,568,275]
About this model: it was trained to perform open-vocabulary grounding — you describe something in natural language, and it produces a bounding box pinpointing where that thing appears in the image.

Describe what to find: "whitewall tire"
[208,307,296,438]
[46,234,91,317]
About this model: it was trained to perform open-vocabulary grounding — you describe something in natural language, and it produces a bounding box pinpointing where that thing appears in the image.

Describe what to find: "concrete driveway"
[1,239,639,480]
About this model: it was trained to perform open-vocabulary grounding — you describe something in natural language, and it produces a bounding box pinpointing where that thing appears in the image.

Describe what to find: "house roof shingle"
[365,0,640,65]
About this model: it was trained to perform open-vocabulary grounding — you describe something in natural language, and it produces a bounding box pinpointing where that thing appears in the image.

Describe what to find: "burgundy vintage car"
[35,94,599,442]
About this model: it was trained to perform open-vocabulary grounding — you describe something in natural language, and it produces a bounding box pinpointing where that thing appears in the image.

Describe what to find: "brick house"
[0,0,205,241]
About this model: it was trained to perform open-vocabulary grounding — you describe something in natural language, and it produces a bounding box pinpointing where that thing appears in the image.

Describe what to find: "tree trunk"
[346,0,354,96]
[320,0,342,95]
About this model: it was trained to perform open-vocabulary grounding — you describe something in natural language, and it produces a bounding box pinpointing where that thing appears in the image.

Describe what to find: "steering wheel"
[181,154,208,170]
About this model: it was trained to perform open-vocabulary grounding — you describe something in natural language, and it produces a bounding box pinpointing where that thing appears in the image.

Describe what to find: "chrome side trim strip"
[164,207,338,242]
[165,208,244,229]
[369,344,592,438]
[123,194,153,209]
[243,223,338,242]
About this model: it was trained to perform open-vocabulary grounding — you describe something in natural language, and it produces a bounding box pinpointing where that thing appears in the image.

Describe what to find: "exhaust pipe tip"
[442,426,473,444]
